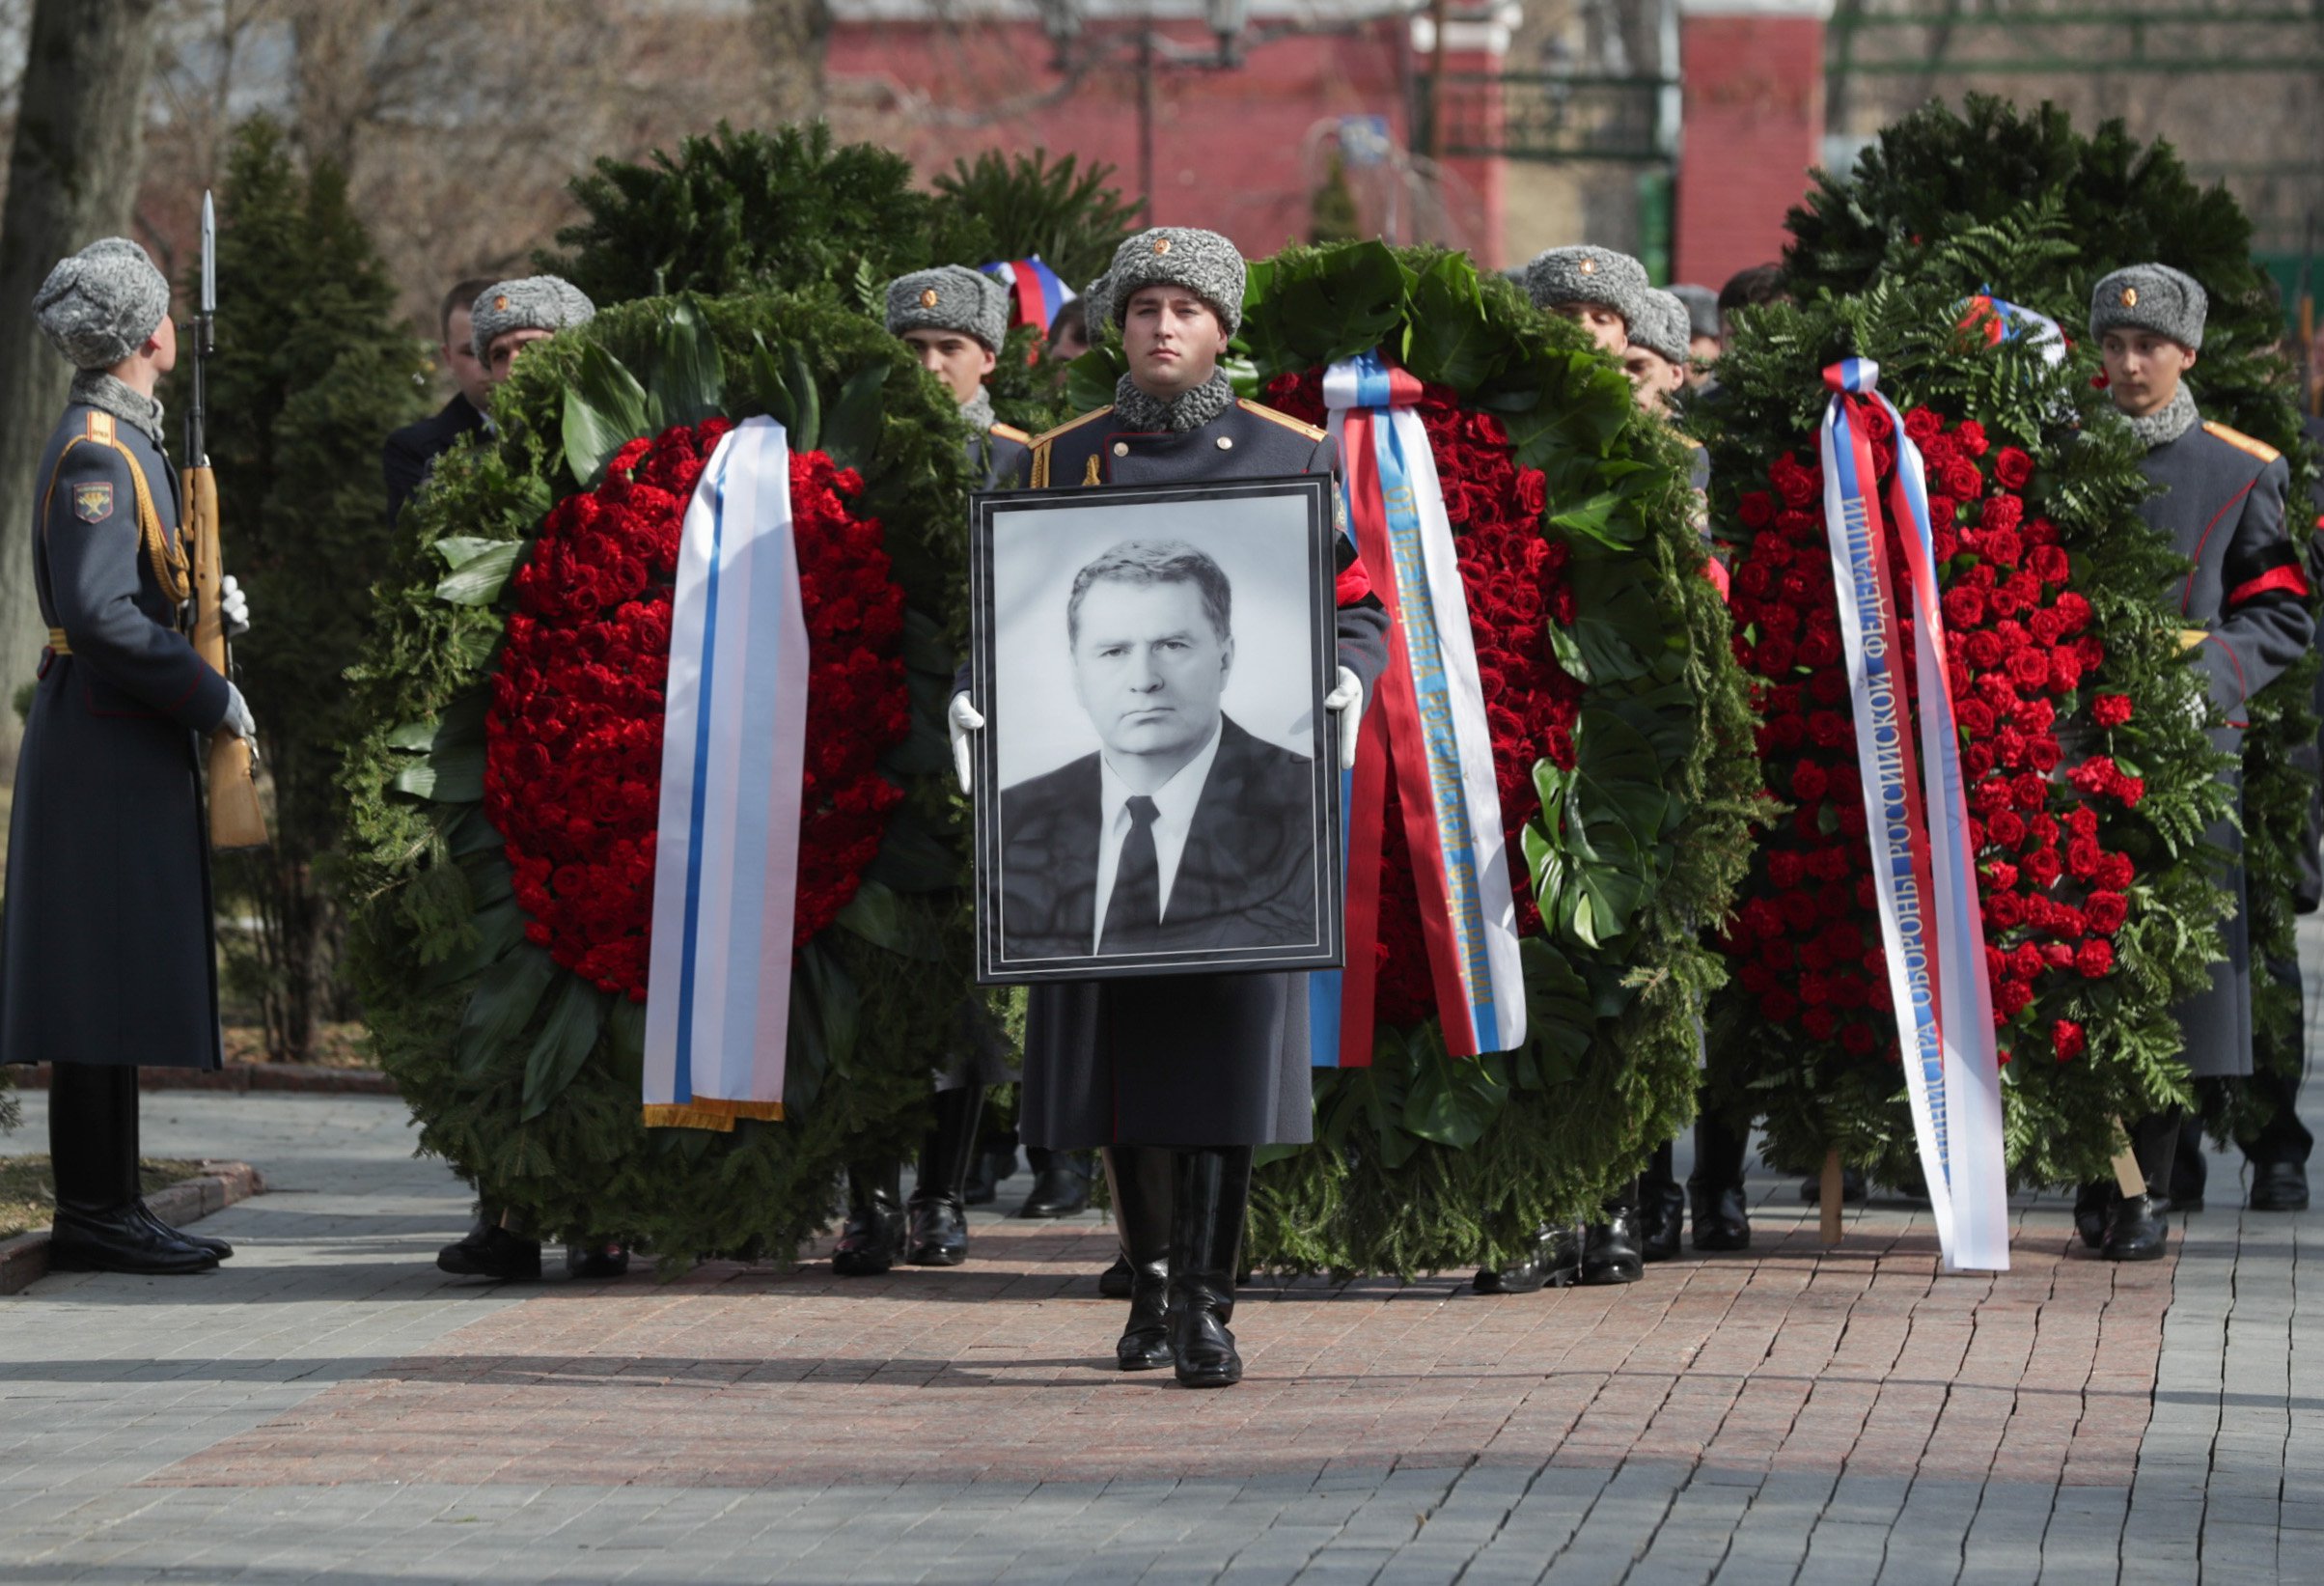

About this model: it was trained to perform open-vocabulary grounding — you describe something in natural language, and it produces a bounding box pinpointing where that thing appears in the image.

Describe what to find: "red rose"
[2053,1020,2086,1062]
[2069,756,2119,796]
[2086,892,2128,933]
[1803,1006,1840,1041]
[1943,458,1983,499]
[1792,763,1830,801]
[1992,447,2034,489]
[1735,490,1777,528]
[1943,585,1986,627]
[1904,407,1944,443]
[2030,544,2070,583]
[2075,938,2115,978]
[1954,420,1989,456]
[2091,694,2133,728]
[2024,847,2062,887]
[1979,496,2024,538]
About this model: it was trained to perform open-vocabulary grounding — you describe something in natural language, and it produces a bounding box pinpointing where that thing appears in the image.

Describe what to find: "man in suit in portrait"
[999,539,1319,964]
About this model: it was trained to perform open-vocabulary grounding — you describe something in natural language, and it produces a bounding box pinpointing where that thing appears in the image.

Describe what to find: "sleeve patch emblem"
[71,482,113,523]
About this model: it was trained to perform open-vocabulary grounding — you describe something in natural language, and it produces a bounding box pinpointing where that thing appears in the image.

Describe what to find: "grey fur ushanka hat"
[1631,289,1693,365]
[1082,273,1110,342]
[1106,228,1246,335]
[2089,264,2207,351]
[1522,245,1651,331]
[885,265,1010,353]
[470,275,596,361]
[35,238,171,371]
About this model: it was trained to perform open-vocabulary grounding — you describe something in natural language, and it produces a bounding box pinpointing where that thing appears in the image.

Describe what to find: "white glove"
[219,574,250,638]
[948,692,985,795]
[1324,665,1364,770]
[221,682,257,743]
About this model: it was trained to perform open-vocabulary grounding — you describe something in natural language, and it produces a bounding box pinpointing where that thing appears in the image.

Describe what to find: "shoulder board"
[2202,421,2281,464]
[1235,399,1327,442]
[86,412,114,444]
[988,422,1032,445]
[1030,406,1115,447]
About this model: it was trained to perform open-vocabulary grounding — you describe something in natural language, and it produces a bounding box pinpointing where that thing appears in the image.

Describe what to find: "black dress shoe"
[1690,1185,1752,1252]
[1474,1224,1582,1294]
[437,1222,542,1280]
[2101,1193,2169,1262]
[1798,1166,1868,1204]
[2072,1183,2110,1251]
[1640,1181,1685,1263]
[565,1239,630,1278]
[2249,1161,2310,1211]
[48,1204,218,1275]
[1098,1253,1135,1297]
[833,1165,905,1277]
[1168,1148,1251,1388]
[1581,1211,1644,1286]
[1016,1151,1093,1218]
[906,1193,969,1265]
[132,1200,232,1260]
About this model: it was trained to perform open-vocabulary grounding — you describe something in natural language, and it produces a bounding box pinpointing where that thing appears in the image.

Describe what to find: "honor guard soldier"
[2085,263,2315,1259]
[885,265,1031,490]
[951,227,1387,1386]
[434,274,623,1284]
[1522,244,1651,357]
[2,238,258,1273]
[382,276,494,525]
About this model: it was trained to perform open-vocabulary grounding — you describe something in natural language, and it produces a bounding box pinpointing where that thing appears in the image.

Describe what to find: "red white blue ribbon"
[980,256,1075,340]
[1818,359,2009,1271]
[1317,351,1527,1064]
[642,417,810,1129]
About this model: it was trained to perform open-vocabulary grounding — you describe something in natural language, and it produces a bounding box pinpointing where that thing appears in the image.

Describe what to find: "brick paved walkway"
[3,923,2320,1582]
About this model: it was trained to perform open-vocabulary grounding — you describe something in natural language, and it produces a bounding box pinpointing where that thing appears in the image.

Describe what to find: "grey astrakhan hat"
[470,275,596,362]
[1082,273,1110,342]
[1631,290,1693,365]
[1522,245,1651,331]
[885,265,1010,353]
[2089,264,2207,351]
[34,238,171,371]
[1106,228,1246,335]
[1669,283,1720,342]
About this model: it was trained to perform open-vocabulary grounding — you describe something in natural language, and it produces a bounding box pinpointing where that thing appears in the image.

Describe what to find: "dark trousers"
[1644,1115,1750,1197]
[47,1062,139,1210]
[2176,955,2313,1196]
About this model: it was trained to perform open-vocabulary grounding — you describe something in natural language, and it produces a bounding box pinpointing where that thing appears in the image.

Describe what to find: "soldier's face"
[145,313,178,376]
[1687,333,1721,386]
[443,306,492,410]
[1557,302,1629,354]
[487,328,553,386]
[1622,347,1683,412]
[1122,288,1229,401]
[1071,576,1232,766]
[2101,329,2197,417]
[901,328,998,406]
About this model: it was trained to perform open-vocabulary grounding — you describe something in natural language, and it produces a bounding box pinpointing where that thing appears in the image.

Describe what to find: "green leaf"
[1065,348,1123,414]
[563,341,655,487]
[1400,253,1497,390]
[1241,239,1412,373]
[652,296,725,428]
[785,345,822,452]
[418,896,527,990]
[434,540,523,605]
[392,742,485,802]
[604,996,647,1086]
[1563,557,1669,683]
[387,690,488,752]
[798,941,860,1075]
[433,535,510,570]
[751,339,798,432]
[863,810,960,893]
[521,975,612,1120]
[821,362,891,473]
[454,943,558,1080]
[834,877,934,955]
[1519,937,1594,1086]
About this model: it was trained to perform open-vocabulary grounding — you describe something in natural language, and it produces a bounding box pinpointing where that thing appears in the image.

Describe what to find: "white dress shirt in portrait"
[1091,720,1226,953]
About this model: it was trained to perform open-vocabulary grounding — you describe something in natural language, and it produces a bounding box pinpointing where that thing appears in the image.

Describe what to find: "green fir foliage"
[1698,216,2233,1187]
[1220,244,1759,1275]
[338,292,974,1265]
[928,150,1142,288]
[179,119,430,1061]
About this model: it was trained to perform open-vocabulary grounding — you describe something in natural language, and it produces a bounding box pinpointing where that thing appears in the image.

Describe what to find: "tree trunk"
[0,0,166,769]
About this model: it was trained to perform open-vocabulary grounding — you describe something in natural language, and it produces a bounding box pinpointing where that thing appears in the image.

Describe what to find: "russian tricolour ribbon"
[642,417,812,1130]
[1818,359,2009,1271]
[981,256,1075,342]
[1314,351,1526,1066]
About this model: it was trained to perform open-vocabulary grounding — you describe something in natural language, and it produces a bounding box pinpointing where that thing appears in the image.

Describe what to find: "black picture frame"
[968,474,1345,985]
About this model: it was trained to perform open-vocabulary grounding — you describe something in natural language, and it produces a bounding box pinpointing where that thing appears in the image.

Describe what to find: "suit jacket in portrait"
[997,715,1319,963]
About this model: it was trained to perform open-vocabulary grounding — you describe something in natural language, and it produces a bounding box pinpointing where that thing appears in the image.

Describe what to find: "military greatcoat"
[2141,409,2315,1078]
[972,421,1032,493]
[994,397,1390,1150]
[0,402,230,1072]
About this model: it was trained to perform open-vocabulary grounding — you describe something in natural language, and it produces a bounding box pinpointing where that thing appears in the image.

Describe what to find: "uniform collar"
[959,385,996,435]
[1113,370,1235,433]
[69,370,165,449]
[2122,383,2200,451]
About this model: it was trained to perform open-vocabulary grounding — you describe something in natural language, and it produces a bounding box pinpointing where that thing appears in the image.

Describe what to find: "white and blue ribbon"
[642,417,811,1128]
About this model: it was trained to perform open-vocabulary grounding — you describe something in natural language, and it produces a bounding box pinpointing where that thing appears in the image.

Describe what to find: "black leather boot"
[1017,1148,1093,1217]
[46,1064,215,1275]
[1473,1223,1582,1294]
[907,1086,981,1266]
[2103,1110,2181,1263]
[2072,1183,2111,1250]
[1168,1146,1252,1388]
[1639,1142,1683,1263]
[1689,1184,1752,1252]
[2250,1161,2310,1211]
[832,1164,904,1276]
[1687,1115,1752,1251]
[437,1208,542,1280]
[1104,1145,1174,1371]
[109,1073,234,1261]
[1582,1189,1645,1286]
[565,1238,630,1278]
[1098,1254,1135,1298]
[966,1129,1016,1208]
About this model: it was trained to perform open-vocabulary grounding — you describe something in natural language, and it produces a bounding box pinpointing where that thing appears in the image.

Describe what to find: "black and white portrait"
[970,479,1343,983]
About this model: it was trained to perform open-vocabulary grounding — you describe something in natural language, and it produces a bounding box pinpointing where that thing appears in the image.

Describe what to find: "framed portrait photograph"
[968,475,1345,985]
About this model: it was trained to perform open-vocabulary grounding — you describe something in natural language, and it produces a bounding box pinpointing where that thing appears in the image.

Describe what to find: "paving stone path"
[2,924,2319,1583]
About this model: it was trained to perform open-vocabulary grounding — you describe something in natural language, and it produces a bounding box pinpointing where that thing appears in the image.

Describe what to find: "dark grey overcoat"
[986,397,1390,1150]
[0,402,230,1071]
[2141,409,2315,1078]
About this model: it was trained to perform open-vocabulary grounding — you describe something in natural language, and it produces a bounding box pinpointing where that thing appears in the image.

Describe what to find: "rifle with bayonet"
[185,190,268,850]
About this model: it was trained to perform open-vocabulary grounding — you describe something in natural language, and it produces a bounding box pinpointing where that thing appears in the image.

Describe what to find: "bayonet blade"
[200,191,215,315]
